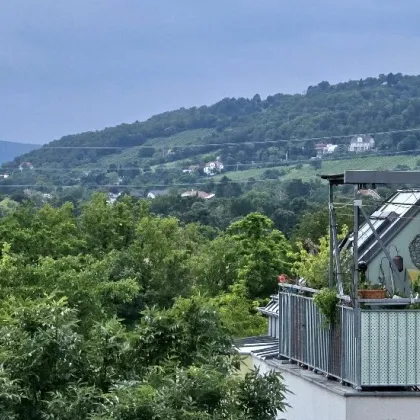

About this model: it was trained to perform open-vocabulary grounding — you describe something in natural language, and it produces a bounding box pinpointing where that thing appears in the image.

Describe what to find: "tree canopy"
[0,194,291,418]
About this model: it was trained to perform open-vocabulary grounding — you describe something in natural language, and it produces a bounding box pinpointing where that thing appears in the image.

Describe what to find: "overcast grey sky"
[1,0,419,144]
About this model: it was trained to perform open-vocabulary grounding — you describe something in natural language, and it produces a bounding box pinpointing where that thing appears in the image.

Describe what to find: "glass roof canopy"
[350,190,420,256]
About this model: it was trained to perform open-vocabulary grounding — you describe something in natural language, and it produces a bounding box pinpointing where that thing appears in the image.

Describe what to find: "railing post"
[329,182,334,289]
[353,189,362,390]
[288,290,292,360]
[340,306,345,383]
[355,307,362,390]
[278,285,281,358]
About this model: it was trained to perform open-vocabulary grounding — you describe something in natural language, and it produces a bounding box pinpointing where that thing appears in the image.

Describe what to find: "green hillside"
[214,153,419,183]
[3,72,420,193]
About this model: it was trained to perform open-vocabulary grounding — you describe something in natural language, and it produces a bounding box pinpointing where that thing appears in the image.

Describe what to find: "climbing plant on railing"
[313,288,339,326]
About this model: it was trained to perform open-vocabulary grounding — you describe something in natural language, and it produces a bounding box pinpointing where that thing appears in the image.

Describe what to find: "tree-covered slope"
[10,73,420,165]
[4,72,420,192]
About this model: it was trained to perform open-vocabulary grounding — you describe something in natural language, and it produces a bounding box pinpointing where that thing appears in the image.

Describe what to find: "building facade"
[348,135,375,152]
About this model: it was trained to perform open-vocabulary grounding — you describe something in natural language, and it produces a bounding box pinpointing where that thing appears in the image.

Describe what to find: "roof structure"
[234,335,278,358]
[147,189,169,197]
[350,134,374,144]
[258,297,279,317]
[319,173,344,185]
[341,190,420,263]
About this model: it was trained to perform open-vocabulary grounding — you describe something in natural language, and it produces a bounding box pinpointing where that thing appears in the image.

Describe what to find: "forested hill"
[0,140,40,164]
[10,73,420,163]
[3,72,420,192]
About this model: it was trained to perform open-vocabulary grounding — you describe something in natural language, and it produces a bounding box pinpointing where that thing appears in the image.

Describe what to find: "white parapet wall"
[251,354,420,420]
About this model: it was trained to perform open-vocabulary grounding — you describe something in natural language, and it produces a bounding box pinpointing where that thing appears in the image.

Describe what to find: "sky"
[0,0,419,144]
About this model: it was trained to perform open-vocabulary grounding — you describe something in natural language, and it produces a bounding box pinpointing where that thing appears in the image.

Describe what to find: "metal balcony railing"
[261,287,420,390]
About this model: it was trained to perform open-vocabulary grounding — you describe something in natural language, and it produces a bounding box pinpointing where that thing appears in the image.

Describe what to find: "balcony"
[261,285,420,390]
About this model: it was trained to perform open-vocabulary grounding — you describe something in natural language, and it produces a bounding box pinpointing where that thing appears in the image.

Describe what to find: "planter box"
[358,289,386,299]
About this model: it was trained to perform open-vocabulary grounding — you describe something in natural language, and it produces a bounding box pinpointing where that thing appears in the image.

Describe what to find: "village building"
[315,143,338,157]
[348,135,375,152]
[19,161,34,171]
[107,192,121,204]
[181,189,215,199]
[146,189,169,199]
[203,158,224,176]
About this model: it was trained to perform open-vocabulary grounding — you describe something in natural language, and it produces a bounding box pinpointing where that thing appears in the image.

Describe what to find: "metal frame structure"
[272,170,420,390]
[270,288,420,389]
[321,170,420,302]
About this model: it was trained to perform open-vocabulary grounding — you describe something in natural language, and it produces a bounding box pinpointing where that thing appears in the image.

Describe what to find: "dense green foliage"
[0,73,414,417]
[313,288,339,326]
[0,194,293,418]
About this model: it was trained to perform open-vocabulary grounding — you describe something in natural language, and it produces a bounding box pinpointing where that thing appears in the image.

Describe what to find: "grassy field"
[215,154,420,182]
[89,129,216,168]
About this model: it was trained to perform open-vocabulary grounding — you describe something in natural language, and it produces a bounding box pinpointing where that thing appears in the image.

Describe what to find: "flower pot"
[358,289,386,299]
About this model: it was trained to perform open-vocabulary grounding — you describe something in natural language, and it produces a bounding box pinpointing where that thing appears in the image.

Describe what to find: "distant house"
[203,159,224,176]
[182,165,200,174]
[324,144,338,154]
[0,174,9,179]
[348,135,375,152]
[181,190,215,199]
[315,143,338,157]
[107,192,121,204]
[19,162,34,171]
[315,143,327,157]
[147,189,169,199]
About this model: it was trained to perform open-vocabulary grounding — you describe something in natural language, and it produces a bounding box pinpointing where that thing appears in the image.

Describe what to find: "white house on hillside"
[181,190,215,199]
[146,189,169,199]
[315,143,338,157]
[107,192,121,204]
[19,162,34,171]
[348,135,375,152]
[203,159,224,176]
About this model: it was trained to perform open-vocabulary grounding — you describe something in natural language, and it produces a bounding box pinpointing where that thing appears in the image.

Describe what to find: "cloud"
[0,0,419,143]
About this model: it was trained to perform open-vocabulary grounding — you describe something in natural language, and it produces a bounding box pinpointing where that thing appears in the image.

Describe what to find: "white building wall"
[280,369,346,420]
[252,356,346,420]
[252,355,420,420]
[347,397,420,420]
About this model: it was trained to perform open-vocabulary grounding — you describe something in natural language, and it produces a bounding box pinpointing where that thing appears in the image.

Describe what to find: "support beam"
[344,170,420,185]
[353,194,360,300]
[330,204,344,295]
[277,285,281,358]
[358,204,404,292]
[329,183,334,289]
[353,189,362,391]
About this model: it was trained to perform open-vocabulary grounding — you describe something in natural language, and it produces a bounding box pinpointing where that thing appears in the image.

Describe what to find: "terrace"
[259,170,420,391]
[262,286,420,390]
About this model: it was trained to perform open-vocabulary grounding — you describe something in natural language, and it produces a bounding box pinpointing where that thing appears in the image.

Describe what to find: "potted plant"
[314,288,339,326]
[357,260,387,299]
[358,282,387,299]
